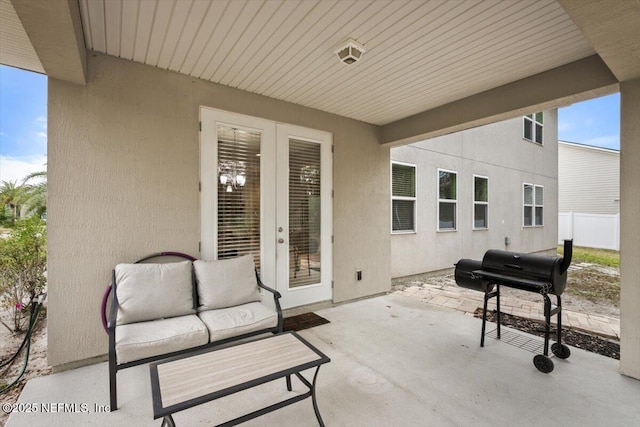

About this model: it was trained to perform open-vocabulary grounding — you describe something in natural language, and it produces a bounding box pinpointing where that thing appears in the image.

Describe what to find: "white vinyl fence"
[558,212,620,250]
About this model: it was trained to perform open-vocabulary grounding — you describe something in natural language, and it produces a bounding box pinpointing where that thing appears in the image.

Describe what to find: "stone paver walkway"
[394,281,620,340]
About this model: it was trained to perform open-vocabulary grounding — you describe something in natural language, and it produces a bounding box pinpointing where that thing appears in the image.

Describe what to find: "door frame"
[199,107,332,309]
[275,123,333,308]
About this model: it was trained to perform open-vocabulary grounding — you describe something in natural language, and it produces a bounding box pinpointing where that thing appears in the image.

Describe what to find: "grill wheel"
[551,343,571,359]
[533,354,554,373]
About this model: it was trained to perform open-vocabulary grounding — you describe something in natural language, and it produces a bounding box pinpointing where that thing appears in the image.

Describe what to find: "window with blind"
[438,169,457,231]
[473,175,488,229]
[523,112,544,144]
[523,183,544,227]
[289,139,321,288]
[217,125,261,268]
[391,162,416,233]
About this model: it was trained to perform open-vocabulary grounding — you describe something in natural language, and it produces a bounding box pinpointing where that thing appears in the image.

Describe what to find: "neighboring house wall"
[391,112,559,278]
[558,141,620,214]
[557,141,620,250]
[47,53,391,368]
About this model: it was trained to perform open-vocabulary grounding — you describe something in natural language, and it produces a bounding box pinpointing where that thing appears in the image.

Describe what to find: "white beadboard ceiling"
[76,0,595,125]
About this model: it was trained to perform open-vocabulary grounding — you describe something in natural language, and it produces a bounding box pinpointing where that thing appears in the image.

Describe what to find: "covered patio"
[1,1,640,423]
[7,294,640,426]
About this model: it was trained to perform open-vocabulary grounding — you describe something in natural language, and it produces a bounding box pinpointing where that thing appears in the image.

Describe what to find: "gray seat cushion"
[198,302,278,342]
[115,315,208,364]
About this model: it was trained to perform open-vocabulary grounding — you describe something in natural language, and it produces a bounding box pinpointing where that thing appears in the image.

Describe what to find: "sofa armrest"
[107,270,119,331]
[255,270,283,332]
[256,272,281,299]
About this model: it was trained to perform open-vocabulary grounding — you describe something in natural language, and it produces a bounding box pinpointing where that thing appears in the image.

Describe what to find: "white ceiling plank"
[145,0,176,66]
[120,0,140,60]
[230,0,321,91]
[240,0,337,93]
[355,34,591,124]
[315,1,559,116]
[277,0,408,102]
[218,0,300,87]
[303,0,493,113]
[132,0,158,63]
[208,0,284,83]
[85,0,106,53]
[202,0,265,80]
[291,0,470,110]
[78,0,93,51]
[167,0,211,71]
[179,0,231,77]
[155,0,192,69]
[252,0,364,96]
[103,0,122,56]
[340,12,587,121]
[259,0,387,98]
[313,1,562,117]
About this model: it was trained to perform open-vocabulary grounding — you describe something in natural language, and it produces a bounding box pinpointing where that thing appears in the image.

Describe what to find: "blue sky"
[557,92,620,150]
[0,65,47,183]
[0,65,621,182]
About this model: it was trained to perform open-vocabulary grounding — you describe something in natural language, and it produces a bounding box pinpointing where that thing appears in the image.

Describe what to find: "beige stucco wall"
[47,53,390,368]
[391,112,559,277]
[619,78,640,379]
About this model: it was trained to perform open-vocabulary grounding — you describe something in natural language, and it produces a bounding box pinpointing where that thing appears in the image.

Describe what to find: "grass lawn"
[558,245,620,306]
[558,244,619,268]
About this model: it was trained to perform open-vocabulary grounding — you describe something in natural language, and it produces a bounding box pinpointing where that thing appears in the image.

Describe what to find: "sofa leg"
[109,358,118,411]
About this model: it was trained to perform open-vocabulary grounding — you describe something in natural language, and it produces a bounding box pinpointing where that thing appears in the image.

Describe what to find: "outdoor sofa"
[103,252,283,410]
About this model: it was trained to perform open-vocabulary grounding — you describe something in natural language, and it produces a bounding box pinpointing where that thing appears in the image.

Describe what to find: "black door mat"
[283,312,330,332]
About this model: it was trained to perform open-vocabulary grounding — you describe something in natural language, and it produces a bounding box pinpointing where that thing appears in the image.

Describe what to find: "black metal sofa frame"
[100,252,283,411]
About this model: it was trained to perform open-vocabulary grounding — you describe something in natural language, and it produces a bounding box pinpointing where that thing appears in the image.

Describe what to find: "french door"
[200,108,332,309]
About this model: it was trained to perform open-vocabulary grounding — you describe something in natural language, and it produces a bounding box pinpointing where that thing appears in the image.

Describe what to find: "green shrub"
[0,216,47,332]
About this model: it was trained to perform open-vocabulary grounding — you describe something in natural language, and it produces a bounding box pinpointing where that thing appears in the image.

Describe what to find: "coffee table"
[149,331,331,426]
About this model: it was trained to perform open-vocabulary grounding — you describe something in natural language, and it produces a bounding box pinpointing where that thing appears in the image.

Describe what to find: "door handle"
[278,238,285,244]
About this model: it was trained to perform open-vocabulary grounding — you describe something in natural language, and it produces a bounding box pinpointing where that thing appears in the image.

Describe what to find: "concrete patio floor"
[7,294,639,427]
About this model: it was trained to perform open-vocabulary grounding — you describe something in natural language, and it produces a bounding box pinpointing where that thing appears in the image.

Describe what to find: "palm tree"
[22,170,47,218]
[0,180,25,223]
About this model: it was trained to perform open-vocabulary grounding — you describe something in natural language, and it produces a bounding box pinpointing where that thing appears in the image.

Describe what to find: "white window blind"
[523,183,543,227]
[438,169,457,231]
[534,185,544,226]
[217,126,261,269]
[473,176,488,229]
[391,162,416,232]
[523,183,533,226]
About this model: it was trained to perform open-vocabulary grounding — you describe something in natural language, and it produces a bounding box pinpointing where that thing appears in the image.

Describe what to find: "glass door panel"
[288,138,321,288]
[216,125,261,269]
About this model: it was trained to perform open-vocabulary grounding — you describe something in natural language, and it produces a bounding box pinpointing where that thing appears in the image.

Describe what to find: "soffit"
[19,0,597,126]
[558,0,640,82]
[0,0,44,74]
[77,0,597,126]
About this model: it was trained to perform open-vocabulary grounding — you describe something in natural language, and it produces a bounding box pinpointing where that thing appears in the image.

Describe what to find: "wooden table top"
[150,332,329,416]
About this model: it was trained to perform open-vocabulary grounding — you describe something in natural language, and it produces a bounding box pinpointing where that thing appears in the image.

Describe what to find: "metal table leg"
[311,367,325,427]
[161,415,176,427]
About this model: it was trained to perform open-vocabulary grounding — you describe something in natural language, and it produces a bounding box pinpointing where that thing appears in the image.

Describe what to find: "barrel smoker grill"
[454,240,573,373]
